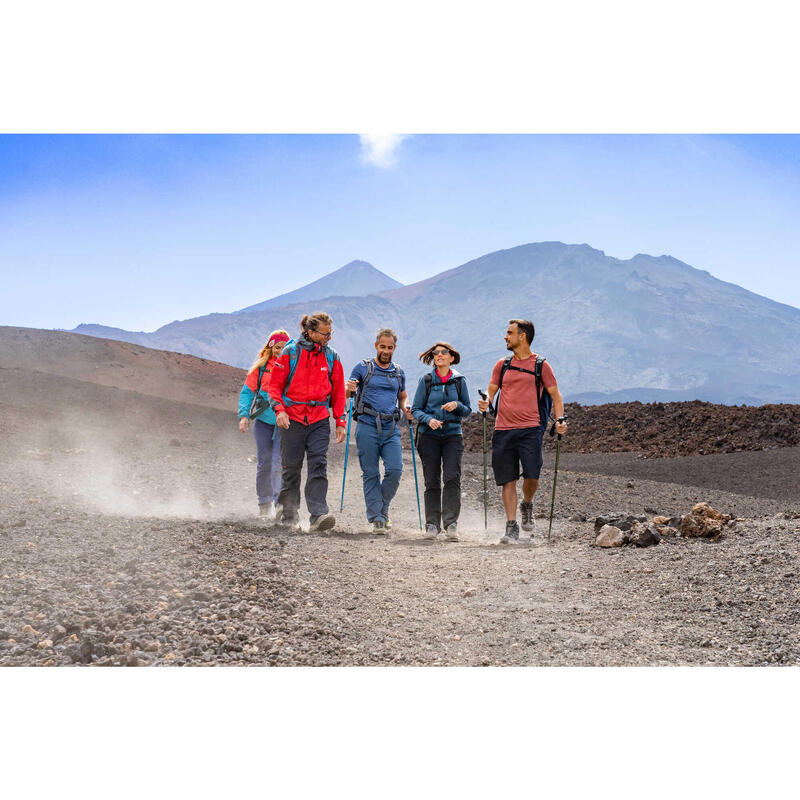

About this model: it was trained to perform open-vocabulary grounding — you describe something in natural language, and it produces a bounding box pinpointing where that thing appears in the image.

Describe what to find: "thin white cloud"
[359,134,409,168]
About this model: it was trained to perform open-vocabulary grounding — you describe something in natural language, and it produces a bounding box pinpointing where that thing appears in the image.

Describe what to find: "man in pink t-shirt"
[478,319,568,544]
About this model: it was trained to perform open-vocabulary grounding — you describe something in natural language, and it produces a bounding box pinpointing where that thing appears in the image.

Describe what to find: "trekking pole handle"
[478,388,488,417]
[549,415,567,439]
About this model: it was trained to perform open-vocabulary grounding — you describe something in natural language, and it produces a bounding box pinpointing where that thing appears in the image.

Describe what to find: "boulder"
[594,512,647,533]
[679,502,732,538]
[628,522,661,547]
[595,525,628,547]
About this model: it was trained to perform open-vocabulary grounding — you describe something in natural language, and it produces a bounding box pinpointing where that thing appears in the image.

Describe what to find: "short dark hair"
[509,318,535,344]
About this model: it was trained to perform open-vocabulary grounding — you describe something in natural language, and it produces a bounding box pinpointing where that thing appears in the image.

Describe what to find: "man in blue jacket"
[345,328,411,534]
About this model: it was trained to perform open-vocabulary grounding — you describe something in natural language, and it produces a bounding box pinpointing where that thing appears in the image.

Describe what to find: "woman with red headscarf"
[238,329,290,517]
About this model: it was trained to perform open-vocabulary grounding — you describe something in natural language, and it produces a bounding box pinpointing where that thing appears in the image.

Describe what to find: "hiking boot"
[424,524,439,541]
[444,523,459,542]
[277,511,299,529]
[373,519,387,535]
[384,516,392,531]
[259,502,276,519]
[500,520,520,544]
[309,513,335,532]
[520,501,535,534]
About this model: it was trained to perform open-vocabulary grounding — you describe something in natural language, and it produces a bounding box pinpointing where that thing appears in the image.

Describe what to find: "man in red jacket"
[269,311,347,531]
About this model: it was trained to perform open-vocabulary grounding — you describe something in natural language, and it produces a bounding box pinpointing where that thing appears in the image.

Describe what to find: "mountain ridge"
[64,241,800,405]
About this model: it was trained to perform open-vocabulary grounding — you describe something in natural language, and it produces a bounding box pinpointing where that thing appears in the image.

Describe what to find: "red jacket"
[268,339,346,427]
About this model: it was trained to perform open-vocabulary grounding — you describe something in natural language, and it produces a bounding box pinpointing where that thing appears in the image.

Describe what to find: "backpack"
[247,365,269,419]
[495,355,553,435]
[353,359,405,432]
[278,338,338,408]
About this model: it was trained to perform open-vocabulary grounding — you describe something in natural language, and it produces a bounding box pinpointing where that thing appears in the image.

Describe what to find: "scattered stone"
[79,639,93,664]
[628,522,661,548]
[568,513,587,522]
[463,588,478,597]
[595,525,628,548]
[169,438,181,447]
[680,502,732,539]
[652,515,670,526]
[594,512,646,533]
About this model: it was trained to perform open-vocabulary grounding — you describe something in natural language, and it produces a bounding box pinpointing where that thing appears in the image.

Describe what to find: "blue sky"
[1,134,799,331]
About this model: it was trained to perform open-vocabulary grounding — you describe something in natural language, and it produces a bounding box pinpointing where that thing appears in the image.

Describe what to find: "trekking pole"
[339,398,353,512]
[408,418,423,530]
[478,389,489,530]
[547,417,565,541]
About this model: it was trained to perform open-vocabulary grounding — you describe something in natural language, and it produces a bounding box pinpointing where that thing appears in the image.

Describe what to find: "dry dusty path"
[2,397,799,667]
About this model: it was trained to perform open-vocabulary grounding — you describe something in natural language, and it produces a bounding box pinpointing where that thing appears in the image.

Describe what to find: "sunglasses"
[312,329,333,339]
[432,349,450,356]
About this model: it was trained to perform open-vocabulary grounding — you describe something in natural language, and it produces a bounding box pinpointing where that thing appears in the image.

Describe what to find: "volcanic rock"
[595,525,628,547]
[628,522,661,548]
[680,502,732,538]
[594,512,646,533]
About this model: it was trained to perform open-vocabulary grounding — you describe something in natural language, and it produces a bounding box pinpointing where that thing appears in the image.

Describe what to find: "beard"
[377,352,392,365]
[505,341,514,350]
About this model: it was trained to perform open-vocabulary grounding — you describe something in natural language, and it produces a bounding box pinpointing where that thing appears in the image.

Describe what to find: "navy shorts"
[491,427,544,485]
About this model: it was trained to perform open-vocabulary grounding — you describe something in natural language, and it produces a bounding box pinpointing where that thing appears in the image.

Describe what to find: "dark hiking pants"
[277,418,330,518]
[417,433,463,530]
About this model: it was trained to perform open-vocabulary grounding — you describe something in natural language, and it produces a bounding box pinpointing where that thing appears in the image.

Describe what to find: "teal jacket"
[238,362,277,425]
[411,368,471,437]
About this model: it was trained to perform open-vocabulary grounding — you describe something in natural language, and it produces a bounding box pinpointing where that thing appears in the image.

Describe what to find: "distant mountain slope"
[236,260,402,314]
[62,242,800,404]
[0,326,244,411]
[70,323,150,346]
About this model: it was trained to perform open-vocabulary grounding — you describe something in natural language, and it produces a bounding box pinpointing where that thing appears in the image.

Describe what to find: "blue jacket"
[238,362,277,425]
[411,369,471,437]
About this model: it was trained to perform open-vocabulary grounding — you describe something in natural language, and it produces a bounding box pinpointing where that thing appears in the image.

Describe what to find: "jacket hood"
[297,334,322,351]
[431,367,462,381]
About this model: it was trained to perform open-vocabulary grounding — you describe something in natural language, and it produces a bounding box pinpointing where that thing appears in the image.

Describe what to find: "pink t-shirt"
[490,354,557,430]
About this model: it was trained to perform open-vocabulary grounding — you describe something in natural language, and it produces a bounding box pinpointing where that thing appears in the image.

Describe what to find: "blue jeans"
[355,421,403,523]
[253,419,282,505]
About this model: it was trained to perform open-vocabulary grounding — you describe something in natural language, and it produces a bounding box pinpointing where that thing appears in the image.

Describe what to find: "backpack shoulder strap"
[496,355,513,389]
[285,341,300,386]
[324,344,339,372]
[392,363,404,407]
[534,356,545,394]
[422,372,434,408]
[355,359,374,416]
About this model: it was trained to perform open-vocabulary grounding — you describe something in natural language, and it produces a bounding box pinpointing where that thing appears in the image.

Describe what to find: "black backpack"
[494,355,553,435]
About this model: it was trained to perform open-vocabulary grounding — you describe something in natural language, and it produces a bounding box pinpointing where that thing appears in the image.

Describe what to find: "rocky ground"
[461,399,800,457]
[2,370,799,667]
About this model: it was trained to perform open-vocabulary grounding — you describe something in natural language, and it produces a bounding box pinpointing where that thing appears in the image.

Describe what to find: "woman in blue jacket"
[411,341,471,541]
[238,329,290,517]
